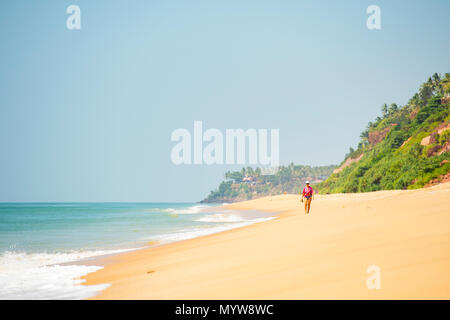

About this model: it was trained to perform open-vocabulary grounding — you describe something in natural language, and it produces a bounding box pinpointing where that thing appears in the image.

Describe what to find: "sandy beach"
[83,182,450,299]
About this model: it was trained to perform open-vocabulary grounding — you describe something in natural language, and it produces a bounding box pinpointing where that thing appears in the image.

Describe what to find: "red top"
[302,186,313,197]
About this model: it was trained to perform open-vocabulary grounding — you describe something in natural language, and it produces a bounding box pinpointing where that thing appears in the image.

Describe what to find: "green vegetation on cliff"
[317,73,450,194]
[202,164,336,203]
[203,73,450,201]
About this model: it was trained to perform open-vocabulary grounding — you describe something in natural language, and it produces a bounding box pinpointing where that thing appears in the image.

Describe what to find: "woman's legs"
[306,198,312,214]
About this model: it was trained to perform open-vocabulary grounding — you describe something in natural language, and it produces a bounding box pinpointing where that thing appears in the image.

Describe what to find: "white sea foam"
[0,249,134,300]
[162,205,209,215]
[0,203,271,299]
[195,213,247,223]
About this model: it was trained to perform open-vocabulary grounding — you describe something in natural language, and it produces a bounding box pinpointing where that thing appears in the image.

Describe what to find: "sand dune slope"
[84,183,450,299]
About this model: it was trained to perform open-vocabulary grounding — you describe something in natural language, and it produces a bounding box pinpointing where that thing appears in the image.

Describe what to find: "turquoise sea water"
[0,202,274,299]
[0,203,215,253]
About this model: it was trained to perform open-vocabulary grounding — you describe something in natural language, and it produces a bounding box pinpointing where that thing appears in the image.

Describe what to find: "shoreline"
[0,203,281,300]
[69,208,280,268]
[76,206,283,268]
[82,183,450,299]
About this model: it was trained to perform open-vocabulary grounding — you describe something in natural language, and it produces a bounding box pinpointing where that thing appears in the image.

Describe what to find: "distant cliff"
[317,73,450,193]
[201,164,336,203]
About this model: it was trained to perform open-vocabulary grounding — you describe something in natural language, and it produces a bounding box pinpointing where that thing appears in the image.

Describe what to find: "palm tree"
[388,103,398,114]
[442,73,450,96]
[432,73,443,94]
[381,104,388,118]
[419,83,433,105]
[409,93,420,107]
[432,73,441,83]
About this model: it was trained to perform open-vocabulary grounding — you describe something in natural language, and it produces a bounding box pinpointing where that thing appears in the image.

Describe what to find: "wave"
[162,204,209,215]
[0,248,136,300]
[195,213,247,223]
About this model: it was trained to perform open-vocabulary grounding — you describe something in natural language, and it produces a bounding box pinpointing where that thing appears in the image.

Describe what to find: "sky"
[0,0,449,202]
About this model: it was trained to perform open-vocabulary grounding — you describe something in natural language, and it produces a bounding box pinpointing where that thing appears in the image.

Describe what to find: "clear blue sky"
[0,0,449,202]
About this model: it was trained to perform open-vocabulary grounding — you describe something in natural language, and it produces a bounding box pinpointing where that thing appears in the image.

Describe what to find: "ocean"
[0,202,274,299]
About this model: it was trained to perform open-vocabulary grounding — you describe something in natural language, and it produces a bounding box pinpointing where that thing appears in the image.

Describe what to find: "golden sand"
[83,182,450,299]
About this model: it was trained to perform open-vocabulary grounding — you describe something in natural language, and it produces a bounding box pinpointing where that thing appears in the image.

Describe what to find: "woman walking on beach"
[301,181,314,215]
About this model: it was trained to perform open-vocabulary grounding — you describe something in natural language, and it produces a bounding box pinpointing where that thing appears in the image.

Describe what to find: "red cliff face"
[368,124,397,145]
[424,171,450,187]
[333,153,364,174]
